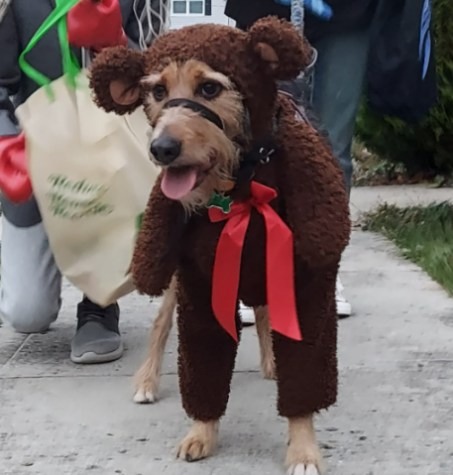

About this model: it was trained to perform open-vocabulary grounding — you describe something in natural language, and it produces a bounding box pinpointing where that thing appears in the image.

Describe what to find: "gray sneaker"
[71,298,123,364]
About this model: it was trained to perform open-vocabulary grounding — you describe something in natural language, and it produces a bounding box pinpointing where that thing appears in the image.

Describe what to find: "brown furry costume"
[90,19,350,422]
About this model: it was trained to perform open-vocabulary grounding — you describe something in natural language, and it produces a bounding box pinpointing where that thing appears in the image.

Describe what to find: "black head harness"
[163,98,224,130]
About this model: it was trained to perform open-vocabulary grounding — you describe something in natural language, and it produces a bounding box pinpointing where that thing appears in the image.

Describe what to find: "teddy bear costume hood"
[147,21,309,137]
[91,18,310,140]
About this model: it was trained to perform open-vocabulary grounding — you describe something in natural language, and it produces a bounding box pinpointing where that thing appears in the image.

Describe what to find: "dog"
[90,18,350,475]
[131,75,326,406]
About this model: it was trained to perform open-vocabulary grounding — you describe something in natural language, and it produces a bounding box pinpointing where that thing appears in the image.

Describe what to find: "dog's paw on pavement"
[133,389,156,404]
[177,421,219,462]
[287,464,319,475]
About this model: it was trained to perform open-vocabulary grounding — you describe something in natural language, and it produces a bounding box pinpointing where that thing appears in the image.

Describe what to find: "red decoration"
[209,182,302,343]
[0,134,33,203]
[67,0,127,51]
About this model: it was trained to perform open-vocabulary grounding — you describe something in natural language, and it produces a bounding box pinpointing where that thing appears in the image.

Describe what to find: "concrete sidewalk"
[1,186,453,475]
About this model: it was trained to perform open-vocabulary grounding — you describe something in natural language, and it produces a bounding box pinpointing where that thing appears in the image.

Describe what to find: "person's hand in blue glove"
[274,0,333,20]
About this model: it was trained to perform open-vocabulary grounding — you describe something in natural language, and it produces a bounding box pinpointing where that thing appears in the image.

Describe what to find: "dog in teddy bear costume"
[90,17,350,474]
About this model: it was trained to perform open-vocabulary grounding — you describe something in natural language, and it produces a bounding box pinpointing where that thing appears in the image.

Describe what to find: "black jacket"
[0,0,160,138]
[225,0,290,30]
[305,0,378,41]
[225,0,378,42]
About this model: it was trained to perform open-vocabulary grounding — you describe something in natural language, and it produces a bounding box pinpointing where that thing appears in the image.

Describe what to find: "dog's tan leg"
[254,305,276,380]
[286,415,323,475]
[133,276,177,404]
[177,420,220,462]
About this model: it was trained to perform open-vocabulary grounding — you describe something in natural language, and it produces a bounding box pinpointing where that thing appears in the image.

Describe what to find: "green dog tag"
[206,193,233,214]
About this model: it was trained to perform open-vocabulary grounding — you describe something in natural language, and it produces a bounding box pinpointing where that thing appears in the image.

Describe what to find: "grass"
[363,202,453,296]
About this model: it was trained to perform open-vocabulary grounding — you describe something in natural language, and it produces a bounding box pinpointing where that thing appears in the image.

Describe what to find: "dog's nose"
[150,136,182,165]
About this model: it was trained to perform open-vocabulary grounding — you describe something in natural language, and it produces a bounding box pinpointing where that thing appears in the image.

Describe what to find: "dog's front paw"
[286,416,322,474]
[286,441,322,475]
[177,421,219,462]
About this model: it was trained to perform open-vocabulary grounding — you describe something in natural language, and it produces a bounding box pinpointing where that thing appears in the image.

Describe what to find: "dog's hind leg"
[133,275,177,404]
[254,305,276,380]
[286,415,322,475]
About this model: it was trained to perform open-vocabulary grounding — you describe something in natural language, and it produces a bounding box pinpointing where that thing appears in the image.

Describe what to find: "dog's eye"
[152,85,167,102]
[198,82,222,100]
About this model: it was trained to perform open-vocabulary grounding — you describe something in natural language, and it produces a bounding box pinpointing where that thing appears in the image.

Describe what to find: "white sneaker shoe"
[336,277,352,318]
[239,302,255,326]
[239,280,352,324]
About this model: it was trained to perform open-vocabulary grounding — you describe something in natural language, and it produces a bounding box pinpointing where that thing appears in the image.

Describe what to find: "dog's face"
[89,18,310,210]
[142,60,245,209]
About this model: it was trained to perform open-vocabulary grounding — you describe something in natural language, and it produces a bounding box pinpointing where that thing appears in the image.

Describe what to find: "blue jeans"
[310,29,371,193]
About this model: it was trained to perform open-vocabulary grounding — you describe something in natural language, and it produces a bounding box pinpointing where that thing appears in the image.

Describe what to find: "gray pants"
[0,215,62,333]
[311,29,371,192]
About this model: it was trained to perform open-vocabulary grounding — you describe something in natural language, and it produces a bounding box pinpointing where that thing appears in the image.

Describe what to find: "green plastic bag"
[19,0,82,97]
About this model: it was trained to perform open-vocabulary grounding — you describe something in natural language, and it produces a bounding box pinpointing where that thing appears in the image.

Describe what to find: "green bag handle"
[19,0,83,96]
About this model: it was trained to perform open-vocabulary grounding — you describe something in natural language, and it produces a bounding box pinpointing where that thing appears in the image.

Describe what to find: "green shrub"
[356,0,453,175]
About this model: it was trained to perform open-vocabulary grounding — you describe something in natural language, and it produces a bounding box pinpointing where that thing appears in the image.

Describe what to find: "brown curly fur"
[89,16,350,462]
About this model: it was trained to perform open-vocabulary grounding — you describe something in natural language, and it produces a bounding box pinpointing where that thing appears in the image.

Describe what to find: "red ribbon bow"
[0,134,33,203]
[208,181,302,343]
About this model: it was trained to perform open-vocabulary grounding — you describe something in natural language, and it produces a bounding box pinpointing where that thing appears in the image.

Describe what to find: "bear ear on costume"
[89,46,147,115]
[247,17,311,81]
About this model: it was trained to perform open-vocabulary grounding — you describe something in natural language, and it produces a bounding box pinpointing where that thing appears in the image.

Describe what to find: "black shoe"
[71,297,123,364]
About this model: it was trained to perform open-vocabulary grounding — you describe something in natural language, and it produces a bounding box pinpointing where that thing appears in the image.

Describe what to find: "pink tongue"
[161,167,198,200]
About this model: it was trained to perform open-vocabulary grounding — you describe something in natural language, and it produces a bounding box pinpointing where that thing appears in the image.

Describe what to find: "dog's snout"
[150,136,182,165]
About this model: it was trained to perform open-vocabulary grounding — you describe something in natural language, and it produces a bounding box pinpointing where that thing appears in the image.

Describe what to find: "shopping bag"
[15,0,159,306]
[366,0,437,123]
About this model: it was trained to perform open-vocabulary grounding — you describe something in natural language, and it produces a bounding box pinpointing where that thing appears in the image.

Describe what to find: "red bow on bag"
[67,0,127,51]
[0,134,33,203]
[209,182,302,343]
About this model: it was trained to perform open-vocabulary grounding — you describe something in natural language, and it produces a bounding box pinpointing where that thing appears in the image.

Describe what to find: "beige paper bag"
[16,71,158,306]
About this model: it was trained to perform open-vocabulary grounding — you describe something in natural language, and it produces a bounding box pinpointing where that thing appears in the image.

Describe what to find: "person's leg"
[0,216,62,333]
[311,28,370,194]
[310,29,371,317]
[0,197,122,363]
